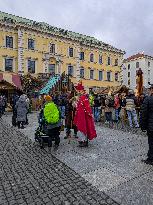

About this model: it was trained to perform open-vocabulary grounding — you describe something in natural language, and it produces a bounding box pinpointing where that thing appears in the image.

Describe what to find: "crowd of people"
[0,83,153,165]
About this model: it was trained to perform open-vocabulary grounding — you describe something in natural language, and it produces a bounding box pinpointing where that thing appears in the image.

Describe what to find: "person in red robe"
[74,82,97,147]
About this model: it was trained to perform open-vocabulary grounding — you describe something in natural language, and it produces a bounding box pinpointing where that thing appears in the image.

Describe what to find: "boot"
[79,141,88,147]
[20,122,25,129]
[18,122,20,129]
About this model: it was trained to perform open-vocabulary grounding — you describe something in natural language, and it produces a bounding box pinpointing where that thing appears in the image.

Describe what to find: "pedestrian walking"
[59,92,67,119]
[120,93,127,129]
[124,90,139,128]
[114,94,121,122]
[23,94,30,124]
[104,95,114,126]
[140,84,153,165]
[2,95,7,114]
[0,94,4,117]
[74,82,97,147]
[93,94,101,122]
[16,95,28,129]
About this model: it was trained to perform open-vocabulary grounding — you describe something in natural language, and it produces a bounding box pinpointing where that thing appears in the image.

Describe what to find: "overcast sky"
[0,0,153,57]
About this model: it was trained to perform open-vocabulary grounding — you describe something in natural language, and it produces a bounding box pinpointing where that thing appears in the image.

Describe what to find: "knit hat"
[45,95,52,101]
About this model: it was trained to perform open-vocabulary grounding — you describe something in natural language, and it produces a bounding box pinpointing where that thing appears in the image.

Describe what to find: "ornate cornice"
[0,11,125,55]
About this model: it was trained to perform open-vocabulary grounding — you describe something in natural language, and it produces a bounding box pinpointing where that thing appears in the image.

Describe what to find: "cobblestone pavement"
[0,116,119,205]
[2,112,153,205]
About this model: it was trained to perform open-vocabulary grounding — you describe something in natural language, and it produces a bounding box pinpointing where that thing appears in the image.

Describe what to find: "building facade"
[0,11,125,89]
[122,53,153,90]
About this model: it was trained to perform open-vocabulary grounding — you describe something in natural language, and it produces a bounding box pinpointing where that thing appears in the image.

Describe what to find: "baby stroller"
[34,110,57,149]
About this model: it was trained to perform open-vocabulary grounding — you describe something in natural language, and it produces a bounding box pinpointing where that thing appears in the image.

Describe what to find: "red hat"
[75,82,84,91]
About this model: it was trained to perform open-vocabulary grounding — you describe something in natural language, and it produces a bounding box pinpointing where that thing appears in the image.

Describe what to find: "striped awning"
[39,75,60,94]
[0,72,22,90]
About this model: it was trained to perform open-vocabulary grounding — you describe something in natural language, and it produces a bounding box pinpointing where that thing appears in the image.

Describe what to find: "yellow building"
[0,11,125,90]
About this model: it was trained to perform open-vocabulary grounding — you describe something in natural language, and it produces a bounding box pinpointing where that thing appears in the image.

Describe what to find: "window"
[48,64,55,74]
[99,71,103,81]
[128,79,130,85]
[128,72,130,77]
[90,70,94,79]
[108,57,111,65]
[28,60,35,73]
[68,65,73,76]
[128,64,130,70]
[69,48,73,57]
[6,36,13,48]
[28,39,35,50]
[80,52,84,60]
[115,73,118,81]
[99,55,102,64]
[50,44,55,53]
[148,61,150,67]
[136,62,139,68]
[90,53,94,62]
[115,59,118,66]
[5,58,13,71]
[107,71,111,81]
[80,68,84,78]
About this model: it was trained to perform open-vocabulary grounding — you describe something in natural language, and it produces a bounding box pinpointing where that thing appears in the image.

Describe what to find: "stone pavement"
[0,117,118,205]
[2,112,153,205]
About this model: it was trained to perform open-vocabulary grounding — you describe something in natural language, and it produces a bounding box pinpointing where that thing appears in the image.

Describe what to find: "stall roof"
[0,72,22,90]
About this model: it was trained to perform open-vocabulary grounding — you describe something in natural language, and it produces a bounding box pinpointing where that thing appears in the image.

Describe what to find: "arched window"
[90,53,94,62]
[108,57,111,65]
[50,43,55,53]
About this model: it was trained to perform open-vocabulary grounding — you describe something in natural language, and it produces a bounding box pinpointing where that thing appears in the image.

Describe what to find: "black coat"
[65,101,76,129]
[140,95,153,131]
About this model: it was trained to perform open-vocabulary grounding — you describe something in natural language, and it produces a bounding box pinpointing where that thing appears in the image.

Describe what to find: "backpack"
[108,98,114,107]
[44,102,59,124]
[89,95,94,106]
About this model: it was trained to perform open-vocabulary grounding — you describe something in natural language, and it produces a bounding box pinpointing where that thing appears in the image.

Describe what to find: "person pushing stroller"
[35,95,61,149]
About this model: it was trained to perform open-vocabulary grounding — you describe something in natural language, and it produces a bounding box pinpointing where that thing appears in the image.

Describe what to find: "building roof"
[0,72,22,90]
[124,53,153,62]
[0,11,125,55]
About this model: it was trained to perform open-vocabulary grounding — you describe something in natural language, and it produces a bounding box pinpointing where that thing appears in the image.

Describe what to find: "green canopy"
[39,75,60,94]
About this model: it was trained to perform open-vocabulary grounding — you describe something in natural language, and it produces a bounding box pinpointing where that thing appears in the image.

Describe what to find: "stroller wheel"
[34,133,39,142]
[40,138,44,149]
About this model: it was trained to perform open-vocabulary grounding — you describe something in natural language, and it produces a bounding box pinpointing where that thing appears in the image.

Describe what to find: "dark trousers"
[18,121,24,128]
[66,126,77,136]
[48,127,60,147]
[147,131,153,161]
[105,112,112,122]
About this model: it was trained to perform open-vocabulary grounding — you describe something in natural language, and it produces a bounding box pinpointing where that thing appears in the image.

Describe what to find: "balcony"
[42,53,63,62]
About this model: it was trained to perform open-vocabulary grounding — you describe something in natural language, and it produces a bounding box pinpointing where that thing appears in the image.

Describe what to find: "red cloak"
[74,94,97,140]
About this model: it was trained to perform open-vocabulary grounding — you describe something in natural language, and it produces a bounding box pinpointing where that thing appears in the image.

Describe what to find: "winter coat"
[0,96,3,107]
[104,97,114,113]
[2,96,7,107]
[65,100,76,129]
[59,94,68,106]
[124,94,137,111]
[12,95,19,108]
[140,95,153,132]
[74,94,97,140]
[94,96,101,107]
[16,96,28,122]
[114,96,120,109]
